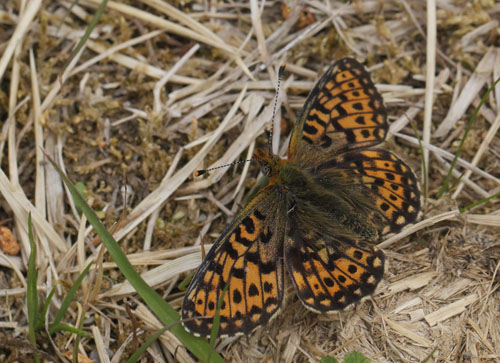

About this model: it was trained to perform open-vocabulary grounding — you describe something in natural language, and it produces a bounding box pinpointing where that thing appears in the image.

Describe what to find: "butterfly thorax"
[254,148,380,241]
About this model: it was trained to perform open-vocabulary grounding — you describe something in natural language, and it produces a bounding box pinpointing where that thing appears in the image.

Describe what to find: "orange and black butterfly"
[182,58,422,337]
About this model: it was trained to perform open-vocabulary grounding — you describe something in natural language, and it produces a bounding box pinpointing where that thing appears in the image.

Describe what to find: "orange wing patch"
[289,58,388,163]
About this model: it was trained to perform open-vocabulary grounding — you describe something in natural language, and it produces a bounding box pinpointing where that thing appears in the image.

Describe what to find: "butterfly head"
[253,148,304,189]
[253,148,282,180]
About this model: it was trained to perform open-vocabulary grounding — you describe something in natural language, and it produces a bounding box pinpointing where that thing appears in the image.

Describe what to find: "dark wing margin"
[182,186,286,338]
[288,58,388,165]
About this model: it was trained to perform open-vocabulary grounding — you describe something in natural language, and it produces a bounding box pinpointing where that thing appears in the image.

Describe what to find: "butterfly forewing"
[182,186,286,337]
[289,58,388,166]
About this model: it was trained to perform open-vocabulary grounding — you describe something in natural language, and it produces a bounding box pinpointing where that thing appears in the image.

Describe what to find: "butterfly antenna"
[268,64,286,155]
[194,159,254,177]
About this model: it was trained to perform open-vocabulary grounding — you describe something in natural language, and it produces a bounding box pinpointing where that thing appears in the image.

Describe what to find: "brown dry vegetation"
[1,0,499,362]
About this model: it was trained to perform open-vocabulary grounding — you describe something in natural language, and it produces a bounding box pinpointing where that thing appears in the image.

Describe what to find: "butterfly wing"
[284,149,421,312]
[182,185,286,337]
[311,148,422,237]
[285,219,385,313]
[288,58,388,166]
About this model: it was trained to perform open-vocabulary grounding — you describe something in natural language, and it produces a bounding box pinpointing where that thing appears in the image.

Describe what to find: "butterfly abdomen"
[285,195,374,245]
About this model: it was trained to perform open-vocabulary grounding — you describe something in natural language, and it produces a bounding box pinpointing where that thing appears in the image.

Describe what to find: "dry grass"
[1,0,499,362]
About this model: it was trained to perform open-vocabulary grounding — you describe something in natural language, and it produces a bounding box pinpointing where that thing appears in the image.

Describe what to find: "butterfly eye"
[262,165,271,176]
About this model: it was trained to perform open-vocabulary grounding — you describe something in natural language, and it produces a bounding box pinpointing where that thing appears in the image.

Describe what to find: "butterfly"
[181,58,422,337]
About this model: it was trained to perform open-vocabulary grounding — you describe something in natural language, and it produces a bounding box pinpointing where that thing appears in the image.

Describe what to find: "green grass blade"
[49,262,92,334]
[43,152,223,362]
[460,190,500,213]
[421,347,438,363]
[178,270,195,291]
[439,75,500,198]
[126,326,170,363]
[56,0,83,33]
[127,317,205,362]
[62,0,109,73]
[449,171,466,192]
[49,324,92,339]
[319,357,338,363]
[206,282,229,363]
[27,213,40,363]
[37,286,56,330]
[344,351,370,363]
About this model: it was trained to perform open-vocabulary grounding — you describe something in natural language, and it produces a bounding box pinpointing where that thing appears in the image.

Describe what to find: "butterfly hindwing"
[182,186,286,337]
[285,225,385,313]
[289,58,388,165]
[312,149,422,237]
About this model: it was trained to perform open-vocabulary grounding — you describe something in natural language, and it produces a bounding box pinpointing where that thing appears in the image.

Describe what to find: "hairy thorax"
[254,149,379,241]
